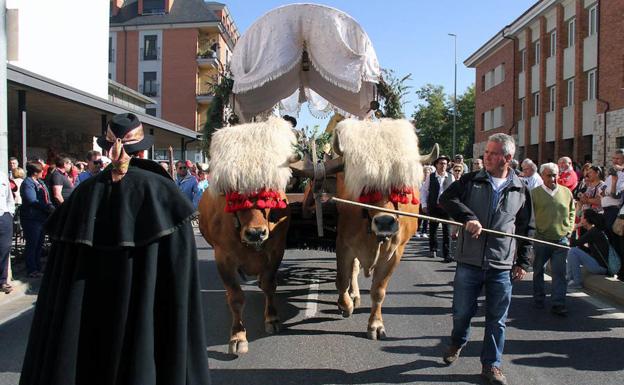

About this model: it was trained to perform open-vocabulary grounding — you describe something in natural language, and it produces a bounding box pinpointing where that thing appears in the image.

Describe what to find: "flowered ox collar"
[225,189,288,213]
[358,187,420,205]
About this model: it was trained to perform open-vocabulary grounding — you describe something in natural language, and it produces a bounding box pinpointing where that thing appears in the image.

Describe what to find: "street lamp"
[448,33,457,158]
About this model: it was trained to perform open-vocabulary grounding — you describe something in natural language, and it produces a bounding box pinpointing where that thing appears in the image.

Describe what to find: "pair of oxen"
[198,117,436,355]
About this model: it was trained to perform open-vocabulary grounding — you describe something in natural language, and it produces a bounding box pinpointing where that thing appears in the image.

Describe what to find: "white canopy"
[231,3,380,122]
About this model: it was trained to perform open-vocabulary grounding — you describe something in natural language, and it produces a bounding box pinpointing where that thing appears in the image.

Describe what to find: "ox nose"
[372,214,399,239]
[243,227,268,244]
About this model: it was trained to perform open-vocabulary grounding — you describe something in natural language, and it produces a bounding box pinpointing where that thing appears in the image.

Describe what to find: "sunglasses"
[178,166,187,170]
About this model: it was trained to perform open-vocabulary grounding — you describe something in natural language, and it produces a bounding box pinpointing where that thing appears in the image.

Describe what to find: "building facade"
[109,0,239,161]
[466,0,624,166]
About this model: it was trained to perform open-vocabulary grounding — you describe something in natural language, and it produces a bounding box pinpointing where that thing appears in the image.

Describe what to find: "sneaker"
[481,365,508,385]
[430,251,438,259]
[422,234,429,239]
[414,233,422,238]
[442,345,463,365]
[551,305,568,316]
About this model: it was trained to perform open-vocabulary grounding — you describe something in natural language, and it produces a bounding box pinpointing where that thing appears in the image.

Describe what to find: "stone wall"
[594,108,624,166]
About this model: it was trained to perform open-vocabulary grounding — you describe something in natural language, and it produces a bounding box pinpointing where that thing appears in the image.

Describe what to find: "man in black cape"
[20,113,211,385]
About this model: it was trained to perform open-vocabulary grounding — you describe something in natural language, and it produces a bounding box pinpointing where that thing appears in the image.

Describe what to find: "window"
[143,0,166,14]
[567,78,575,106]
[549,31,556,57]
[520,97,525,120]
[108,37,114,63]
[533,92,540,116]
[143,35,158,61]
[534,41,541,65]
[142,72,158,97]
[549,86,556,112]
[481,74,486,92]
[588,5,598,36]
[146,107,157,117]
[587,70,597,100]
[567,18,576,47]
[494,64,504,85]
[520,49,526,72]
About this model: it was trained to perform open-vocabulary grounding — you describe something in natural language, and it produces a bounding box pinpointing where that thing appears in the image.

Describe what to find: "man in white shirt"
[0,171,16,293]
[421,155,454,262]
[520,159,543,190]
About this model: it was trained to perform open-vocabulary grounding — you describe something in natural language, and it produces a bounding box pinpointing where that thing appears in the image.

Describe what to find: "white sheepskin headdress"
[209,116,297,194]
[333,118,424,199]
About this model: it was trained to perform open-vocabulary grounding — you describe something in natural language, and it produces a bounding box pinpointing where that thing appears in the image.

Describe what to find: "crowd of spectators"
[0,152,210,293]
[418,146,624,316]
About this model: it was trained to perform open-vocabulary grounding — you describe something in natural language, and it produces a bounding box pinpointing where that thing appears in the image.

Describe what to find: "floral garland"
[225,189,288,213]
[358,187,420,206]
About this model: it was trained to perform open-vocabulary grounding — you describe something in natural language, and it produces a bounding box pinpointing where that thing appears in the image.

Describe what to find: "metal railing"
[140,82,159,97]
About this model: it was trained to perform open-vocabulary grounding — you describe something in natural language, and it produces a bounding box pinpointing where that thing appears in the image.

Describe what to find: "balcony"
[196,84,214,104]
[197,49,219,69]
[140,47,161,61]
[139,82,159,97]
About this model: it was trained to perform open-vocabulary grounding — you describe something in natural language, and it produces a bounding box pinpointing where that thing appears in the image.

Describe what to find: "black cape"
[20,159,211,385]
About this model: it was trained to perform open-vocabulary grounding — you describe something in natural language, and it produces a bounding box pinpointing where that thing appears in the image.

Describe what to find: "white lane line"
[304,280,319,318]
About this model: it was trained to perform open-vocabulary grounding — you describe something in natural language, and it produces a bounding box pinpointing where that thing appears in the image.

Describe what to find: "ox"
[198,117,297,355]
[331,119,436,339]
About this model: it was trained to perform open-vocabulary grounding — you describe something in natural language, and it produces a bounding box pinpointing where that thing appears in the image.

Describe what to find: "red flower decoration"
[224,188,288,213]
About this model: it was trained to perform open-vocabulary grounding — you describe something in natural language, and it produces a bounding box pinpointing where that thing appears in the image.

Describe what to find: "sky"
[224,0,537,130]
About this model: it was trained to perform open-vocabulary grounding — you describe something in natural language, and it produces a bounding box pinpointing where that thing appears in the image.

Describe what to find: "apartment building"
[465,0,624,166]
[109,0,239,161]
[3,0,198,165]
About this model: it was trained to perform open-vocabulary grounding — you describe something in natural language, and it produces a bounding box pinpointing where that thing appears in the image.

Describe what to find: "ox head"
[225,190,289,249]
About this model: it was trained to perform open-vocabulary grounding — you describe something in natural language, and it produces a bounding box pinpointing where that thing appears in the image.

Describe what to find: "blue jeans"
[451,263,512,368]
[21,218,45,274]
[566,247,607,285]
[533,239,568,306]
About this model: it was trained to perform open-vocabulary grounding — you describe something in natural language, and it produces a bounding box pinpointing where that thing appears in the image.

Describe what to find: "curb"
[582,272,624,308]
[0,279,32,307]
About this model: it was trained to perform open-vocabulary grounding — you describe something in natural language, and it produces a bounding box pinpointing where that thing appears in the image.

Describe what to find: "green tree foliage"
[412,84,475,158]
[202,69,234,154]
[377,69,412,119]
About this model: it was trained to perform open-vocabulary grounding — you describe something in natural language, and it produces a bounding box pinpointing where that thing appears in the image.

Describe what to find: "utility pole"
[448,33,457,158]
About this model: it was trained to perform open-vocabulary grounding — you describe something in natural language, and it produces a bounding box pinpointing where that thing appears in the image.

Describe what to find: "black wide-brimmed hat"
[97,113,154,154]
[433,155,451,166]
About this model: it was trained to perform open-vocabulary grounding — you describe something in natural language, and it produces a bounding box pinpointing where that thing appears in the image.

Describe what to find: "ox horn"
[290,156,344,178]
[419,143,440,165]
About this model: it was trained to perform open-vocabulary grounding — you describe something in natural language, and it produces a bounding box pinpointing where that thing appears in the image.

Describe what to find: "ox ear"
[419,143,439,165]
[290,157,315,178]
[323,156,344,175]
[332,132,343,156]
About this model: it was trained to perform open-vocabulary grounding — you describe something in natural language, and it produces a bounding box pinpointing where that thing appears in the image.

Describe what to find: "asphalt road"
[1,233,624,385]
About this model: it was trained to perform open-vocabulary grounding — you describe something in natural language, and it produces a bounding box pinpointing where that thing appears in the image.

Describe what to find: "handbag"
[613,218,624,237]
[596,233,622,276]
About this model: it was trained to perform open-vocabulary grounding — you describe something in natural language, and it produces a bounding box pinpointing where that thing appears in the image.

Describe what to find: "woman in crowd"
[19,161,55,278]
[567,209,610,289]
[416,165,434,239]
[11,167,25,205]
[577,166,605,213]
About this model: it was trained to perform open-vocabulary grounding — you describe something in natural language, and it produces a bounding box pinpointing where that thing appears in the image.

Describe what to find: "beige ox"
[331,119,436,339]
[198,117,297,355]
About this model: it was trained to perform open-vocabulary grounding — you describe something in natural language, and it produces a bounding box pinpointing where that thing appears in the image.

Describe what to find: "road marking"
[304,280,319,318]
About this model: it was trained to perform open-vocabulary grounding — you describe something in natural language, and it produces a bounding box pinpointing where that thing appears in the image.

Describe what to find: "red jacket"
[558,169,578,192]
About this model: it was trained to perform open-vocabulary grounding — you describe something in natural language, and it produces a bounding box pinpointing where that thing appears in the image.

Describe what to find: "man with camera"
[75,150,103,186]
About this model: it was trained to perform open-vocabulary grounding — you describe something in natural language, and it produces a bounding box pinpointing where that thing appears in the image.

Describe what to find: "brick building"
[465,0,624,166]
[109,0,239,161]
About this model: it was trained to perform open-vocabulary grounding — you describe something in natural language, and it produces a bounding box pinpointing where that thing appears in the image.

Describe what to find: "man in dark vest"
[20,113,211,385]
[421,155,454,262]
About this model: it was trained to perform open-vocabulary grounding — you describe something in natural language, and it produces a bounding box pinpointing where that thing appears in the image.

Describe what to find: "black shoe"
[551,305,568,316]
[533,300,545,309]
[442,256,454,263]
[430,251,437,259]
[442,345,463,365]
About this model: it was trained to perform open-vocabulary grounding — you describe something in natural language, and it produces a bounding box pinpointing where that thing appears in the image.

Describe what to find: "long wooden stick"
[331,197,571,250]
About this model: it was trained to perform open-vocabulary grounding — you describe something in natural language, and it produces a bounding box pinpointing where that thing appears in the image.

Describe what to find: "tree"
[377,69,412,119]
[202,69,233,154]
[412,84,475,158]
